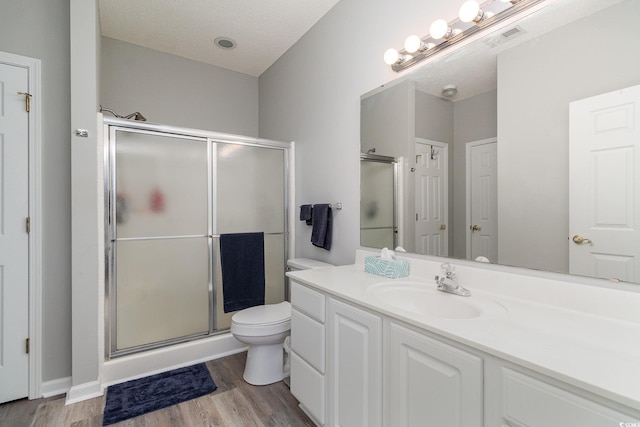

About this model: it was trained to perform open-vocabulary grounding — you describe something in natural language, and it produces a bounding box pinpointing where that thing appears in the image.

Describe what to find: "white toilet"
[230,258,333,386]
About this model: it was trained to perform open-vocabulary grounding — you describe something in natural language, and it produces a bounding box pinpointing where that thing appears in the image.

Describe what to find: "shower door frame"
[103,118,291,359]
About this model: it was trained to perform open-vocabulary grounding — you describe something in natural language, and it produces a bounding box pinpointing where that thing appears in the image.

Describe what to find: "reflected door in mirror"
[569,84,640,282]
[467,140,497,262]
[415,140,448,256]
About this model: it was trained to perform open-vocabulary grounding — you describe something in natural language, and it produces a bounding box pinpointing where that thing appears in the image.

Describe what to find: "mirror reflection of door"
[569,84,640,282]
[466,139,498,262]
[414,139,448,256]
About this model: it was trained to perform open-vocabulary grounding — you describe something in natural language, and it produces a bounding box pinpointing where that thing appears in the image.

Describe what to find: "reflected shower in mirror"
[360,154,397,250]
[360,0,640,283]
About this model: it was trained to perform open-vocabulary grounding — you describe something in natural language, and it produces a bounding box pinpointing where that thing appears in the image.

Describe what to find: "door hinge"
[26,338,30,354]
[26,217,31,234]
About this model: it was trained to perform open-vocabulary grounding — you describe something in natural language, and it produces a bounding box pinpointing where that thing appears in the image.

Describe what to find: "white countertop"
[287,255,640,412]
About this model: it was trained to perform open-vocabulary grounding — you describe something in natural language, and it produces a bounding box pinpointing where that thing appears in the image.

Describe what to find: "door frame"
[465,137,497,260]
[0,51,42,399]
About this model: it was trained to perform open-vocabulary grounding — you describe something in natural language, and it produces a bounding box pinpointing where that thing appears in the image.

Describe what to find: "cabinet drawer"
[291,308,325,373]
[291,281,325,322]
[291,352,325,425]
[501,368,630,427]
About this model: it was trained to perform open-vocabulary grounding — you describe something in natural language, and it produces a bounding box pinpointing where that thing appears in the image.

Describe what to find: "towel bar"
[300,203,342,210]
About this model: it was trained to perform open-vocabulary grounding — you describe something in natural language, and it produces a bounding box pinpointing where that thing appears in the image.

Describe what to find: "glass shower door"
[213,142,287,329]
[109,129,210,354]
[360,157,397,249]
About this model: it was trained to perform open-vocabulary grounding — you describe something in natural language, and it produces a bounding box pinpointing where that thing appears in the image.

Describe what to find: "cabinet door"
[386,322,483,427]
[291,352,325,425]
[500,367,639,427]
[327,298,382,427]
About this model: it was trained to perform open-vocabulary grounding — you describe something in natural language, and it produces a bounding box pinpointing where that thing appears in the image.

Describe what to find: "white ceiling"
[99,0,341,77]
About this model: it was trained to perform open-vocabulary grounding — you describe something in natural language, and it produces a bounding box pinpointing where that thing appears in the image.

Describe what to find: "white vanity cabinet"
[289,276,640,426]
[290,281,327,425]
[385,321,483,427]
[488,363,640,427]
[327,297,383,427]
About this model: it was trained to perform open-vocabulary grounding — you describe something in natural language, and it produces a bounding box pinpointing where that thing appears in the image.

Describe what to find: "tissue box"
[364,256,410,279]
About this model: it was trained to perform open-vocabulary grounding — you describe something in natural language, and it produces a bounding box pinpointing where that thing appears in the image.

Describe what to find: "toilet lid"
[232,301,291,326]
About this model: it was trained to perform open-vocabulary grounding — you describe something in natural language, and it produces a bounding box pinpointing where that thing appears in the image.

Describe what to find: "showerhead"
[123,111,147,121]
[100,105,147,121]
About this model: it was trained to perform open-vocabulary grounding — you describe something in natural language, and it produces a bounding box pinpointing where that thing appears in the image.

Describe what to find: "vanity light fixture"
[384,48,412,65]
[459,0,491,23]
[429,19,453,40]
[404,35,435,54]
[384,0,544,72]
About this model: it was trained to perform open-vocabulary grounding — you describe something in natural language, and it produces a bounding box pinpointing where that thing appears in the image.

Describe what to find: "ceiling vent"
[483,25,526,48]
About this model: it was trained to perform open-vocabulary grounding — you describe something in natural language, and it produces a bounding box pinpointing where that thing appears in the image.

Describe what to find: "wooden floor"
[0,352,315,427]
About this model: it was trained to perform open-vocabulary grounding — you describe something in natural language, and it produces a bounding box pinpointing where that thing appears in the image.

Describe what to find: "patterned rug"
[102,363,217,425]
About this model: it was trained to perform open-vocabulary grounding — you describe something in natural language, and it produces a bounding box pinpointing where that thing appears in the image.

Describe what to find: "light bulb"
[404,35,422,53]
[459,0,482,23]
[384,48,400,65]
[429,19,451,40]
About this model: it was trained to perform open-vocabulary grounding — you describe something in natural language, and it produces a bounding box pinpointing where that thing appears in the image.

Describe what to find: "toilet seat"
[231,301,291,336]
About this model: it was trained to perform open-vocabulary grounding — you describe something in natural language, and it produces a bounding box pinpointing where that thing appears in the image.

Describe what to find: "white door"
[569,85,640,281]
[415,139,448,256]
[466,139,498,262]
[0,62,30,403]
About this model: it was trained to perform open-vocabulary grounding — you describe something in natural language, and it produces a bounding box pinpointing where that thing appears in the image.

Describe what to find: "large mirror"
[360,0,640,283]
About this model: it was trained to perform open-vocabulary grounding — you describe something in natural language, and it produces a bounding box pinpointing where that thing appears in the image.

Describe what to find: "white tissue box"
[364,256,410,279]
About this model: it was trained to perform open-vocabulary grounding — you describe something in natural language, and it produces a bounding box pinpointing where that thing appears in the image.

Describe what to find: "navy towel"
[300,204,313,225]
[220,232,265,313]
[311,204,332,251]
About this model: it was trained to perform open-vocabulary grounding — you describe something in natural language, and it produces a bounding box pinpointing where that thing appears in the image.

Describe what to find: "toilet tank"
[287,258,333,271]
[286,258,333,301]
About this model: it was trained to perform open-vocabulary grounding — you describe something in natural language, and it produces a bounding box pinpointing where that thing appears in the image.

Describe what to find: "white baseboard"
[62,333,246,405]
[40,377,71,398]
[65,380,102,405]
[101,333,246,388]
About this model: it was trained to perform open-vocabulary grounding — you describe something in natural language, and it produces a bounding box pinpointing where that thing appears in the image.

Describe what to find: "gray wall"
[497,0,640,272]
[361,80,413,159]
[0,0,72,382]
[101,37,259,136]
[259,0,457,265]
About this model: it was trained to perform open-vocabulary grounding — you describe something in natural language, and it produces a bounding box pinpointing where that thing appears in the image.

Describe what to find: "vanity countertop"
[287,256,640,412]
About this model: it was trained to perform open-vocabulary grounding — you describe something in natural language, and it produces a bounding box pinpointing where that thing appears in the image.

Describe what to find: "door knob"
[572,235,592,245]
[470,224,481,232]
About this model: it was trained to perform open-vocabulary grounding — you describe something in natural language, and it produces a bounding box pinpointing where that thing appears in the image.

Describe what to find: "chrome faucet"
[435,263,471,297]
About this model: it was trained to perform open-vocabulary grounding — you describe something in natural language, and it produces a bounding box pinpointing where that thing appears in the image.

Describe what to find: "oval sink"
[367,281,505,319]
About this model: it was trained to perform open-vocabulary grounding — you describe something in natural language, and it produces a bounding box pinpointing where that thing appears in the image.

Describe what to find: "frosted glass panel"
[361,160,395,248]
[216,144,285,233]
[115,130,208,238]
[115,238,209,350]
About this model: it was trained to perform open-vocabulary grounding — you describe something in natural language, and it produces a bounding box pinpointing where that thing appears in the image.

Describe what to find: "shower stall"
[103,119,290,358]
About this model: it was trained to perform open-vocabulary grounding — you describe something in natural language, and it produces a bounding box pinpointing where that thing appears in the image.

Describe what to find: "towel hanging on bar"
[220,232,265,313]
[300,204,313,225]
[311,204,332,251]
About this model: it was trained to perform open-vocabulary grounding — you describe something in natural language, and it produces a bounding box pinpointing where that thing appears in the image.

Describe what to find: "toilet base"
[243,342,285,385]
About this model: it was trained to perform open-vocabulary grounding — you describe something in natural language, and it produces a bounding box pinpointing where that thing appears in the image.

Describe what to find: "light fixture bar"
[389,0,546,72]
